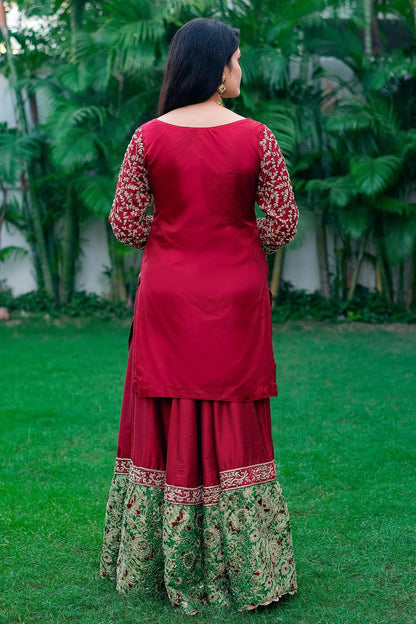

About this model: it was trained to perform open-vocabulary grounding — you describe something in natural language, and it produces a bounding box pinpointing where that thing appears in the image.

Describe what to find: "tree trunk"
[343,238,351,299]
[24,168,56,298]
[397,262,404,304]
[60,185,77,304]
[376,250,392,303]
[105,222,127,302]
[0,2,28,135]
[405,243,416,307]
[0,184,6,236]
[363,0,373,62]
[269,248,285,305]
[316,216,331,299]
[347,233,368,301]
[70,0,86,57]
[374,217,392,302]
[371,11,383,55]
[29,93,40,126]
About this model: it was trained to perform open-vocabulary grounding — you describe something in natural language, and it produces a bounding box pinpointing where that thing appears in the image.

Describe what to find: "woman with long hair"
[100,17,298,615]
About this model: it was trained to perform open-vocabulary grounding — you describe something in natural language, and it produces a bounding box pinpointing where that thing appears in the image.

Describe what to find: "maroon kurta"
[110,118,298,401]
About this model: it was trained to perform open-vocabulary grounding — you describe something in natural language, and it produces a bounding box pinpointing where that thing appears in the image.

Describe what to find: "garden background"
[1,1,416,623]
[0,0,416,317]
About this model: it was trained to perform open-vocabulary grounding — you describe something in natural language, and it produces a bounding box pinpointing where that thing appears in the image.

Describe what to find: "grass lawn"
[0,319,415,624]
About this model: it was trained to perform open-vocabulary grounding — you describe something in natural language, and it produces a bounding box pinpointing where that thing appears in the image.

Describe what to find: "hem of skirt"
[239,588,298,612]
[100,576,298,616]
[131,380,278,402]
[175,588,298,616]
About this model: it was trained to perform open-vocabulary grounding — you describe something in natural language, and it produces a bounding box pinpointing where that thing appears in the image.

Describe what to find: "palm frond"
[239,46,264,86]
[2,197,24,227]
[383,215,416,265]
[85,45,113,93]
[52,63,96,95]
[306,176,357,208]
[337,204,371,239]
[117,93,156,138]
[102,0,155,23]
[0,246,28,263]
[378,197,416,216]
[400,129,416,159]
[254,103,297,168]
[367,52,416,92]
[325,108,373,134]
[240,44,289,91]
[305,178,332,194]
[79,175,116,220]
[114,38,157,76]
[51,128,99,172]
[67,105,110,128]
[350,155,402,196]
[328,177,358,208]
[326,97,401,141]
[0,133,42,183]
[47,101,110,134]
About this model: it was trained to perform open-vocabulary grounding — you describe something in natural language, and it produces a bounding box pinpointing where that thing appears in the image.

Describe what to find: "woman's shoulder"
[139,116,266,136]
[129,117,269,153]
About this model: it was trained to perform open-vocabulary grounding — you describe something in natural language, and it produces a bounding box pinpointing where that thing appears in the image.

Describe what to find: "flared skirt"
[100,349,297,614]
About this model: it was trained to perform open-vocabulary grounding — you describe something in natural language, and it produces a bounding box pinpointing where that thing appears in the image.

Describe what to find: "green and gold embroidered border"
[100,475,297,614]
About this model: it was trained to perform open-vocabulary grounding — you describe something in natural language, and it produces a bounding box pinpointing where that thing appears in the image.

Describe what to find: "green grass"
[0,319,415,624]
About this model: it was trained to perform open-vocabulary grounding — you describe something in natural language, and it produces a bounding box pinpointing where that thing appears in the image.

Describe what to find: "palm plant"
[219,0,375,300]
[2,0,415,306]
[305,5,416,303]
[0,126,28,267]
[0,1,59,297]
[1,0,218,302]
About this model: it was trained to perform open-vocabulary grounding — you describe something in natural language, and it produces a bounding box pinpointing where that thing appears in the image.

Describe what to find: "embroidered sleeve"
[109,126,153,250]
[255,126,299,255]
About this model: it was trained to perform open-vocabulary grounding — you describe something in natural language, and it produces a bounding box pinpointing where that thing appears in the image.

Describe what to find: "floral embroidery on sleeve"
[255,126,299,255]
[109,126,153,250]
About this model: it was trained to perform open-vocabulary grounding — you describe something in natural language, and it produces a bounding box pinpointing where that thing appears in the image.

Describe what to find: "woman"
[100,18,298,615]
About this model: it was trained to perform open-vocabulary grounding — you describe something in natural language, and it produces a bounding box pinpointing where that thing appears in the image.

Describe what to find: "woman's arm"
[255,126,299,255]
[109,126,153,250]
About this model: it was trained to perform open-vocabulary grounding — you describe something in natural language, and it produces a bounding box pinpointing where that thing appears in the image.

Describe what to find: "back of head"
[158,18,239,115]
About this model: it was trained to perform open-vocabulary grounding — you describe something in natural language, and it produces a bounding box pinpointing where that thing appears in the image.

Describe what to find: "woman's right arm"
[109,126,153,250]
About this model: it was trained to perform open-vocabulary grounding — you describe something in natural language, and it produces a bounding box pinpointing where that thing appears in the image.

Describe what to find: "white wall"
[0,74,17,126]
[75,220,111,296]
[0,218,113,297]
[0,222,37,295]
[283,210,321,292]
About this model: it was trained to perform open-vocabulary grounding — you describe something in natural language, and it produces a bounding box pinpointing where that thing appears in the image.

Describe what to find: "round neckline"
[154,118,249,129]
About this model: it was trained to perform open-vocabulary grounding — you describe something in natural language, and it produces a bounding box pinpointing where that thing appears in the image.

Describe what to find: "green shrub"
[0,280,13,308]
[1,289,132,320]
[272,283,416,324]
[2,283,415,323]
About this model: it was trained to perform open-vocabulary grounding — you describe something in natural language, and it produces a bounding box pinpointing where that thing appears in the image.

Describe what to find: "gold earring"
[217,74,227,97]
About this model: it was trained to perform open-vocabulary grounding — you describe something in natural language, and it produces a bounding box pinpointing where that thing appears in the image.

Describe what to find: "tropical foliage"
[0,0,415,306]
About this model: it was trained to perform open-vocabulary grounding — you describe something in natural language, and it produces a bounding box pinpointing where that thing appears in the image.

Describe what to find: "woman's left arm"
[109,126,153,250]
[255,126,299,255]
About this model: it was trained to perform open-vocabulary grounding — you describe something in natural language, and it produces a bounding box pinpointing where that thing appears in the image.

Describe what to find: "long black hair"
[158,18,240,115]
